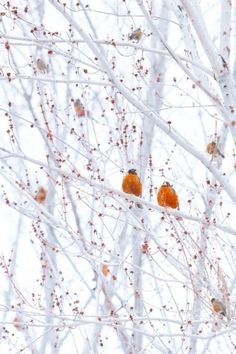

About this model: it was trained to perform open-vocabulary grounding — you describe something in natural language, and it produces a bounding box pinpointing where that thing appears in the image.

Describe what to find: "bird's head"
[74,99,81,106]
[211,298,215,303]
[128,169,137,175]
[162,181,171,187]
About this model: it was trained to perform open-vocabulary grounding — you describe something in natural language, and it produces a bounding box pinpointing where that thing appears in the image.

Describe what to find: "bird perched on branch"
[101,264,110,277]
[207,141,224,158]
[128,28,143,42]
[36,58,49,74]
[122,169,143,208]
[157,181,179,209]
[211,298,226,316]
[34,187,47,204]
[74,99,86,117]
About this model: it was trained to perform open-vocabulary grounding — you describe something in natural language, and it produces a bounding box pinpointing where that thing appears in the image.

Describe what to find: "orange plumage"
[157,181,179,209]
[128,28,143,42]
[74,99,85,117]
[122,169,142,196]
[211,298,226,316]
[122,169,142,208]
[206,141,224,158]
[34,187,47,204]
[101,264,110,277]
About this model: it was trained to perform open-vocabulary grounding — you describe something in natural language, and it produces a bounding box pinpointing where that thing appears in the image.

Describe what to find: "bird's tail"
[217,149,225,158]
[136,202,143,209]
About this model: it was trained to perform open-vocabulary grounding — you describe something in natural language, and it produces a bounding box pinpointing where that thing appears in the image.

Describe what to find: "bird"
[122,169,143,208]
[36,58,49,73]
[157,181,179,209]
[101,264,110,277]
[34,187,47,204]
[207,141,224,158]
[74,99,85,117]
[13,316,22,331]
[128,28,143,42]
[211,298,226,316]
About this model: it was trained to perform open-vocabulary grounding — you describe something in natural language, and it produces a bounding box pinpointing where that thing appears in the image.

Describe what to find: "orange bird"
[207,141,224,158]
[211,298,226,316]
[34,187,47,204]
[74,99,85,117]
[157,181,179,209]
[129,28,143,42]
[122,169,142,208]
[101,264,110,277]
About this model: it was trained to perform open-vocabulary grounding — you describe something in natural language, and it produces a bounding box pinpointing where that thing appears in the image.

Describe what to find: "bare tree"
[0,0,236,353]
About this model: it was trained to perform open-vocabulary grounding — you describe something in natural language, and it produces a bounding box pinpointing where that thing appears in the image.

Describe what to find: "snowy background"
[0,0,236,353]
